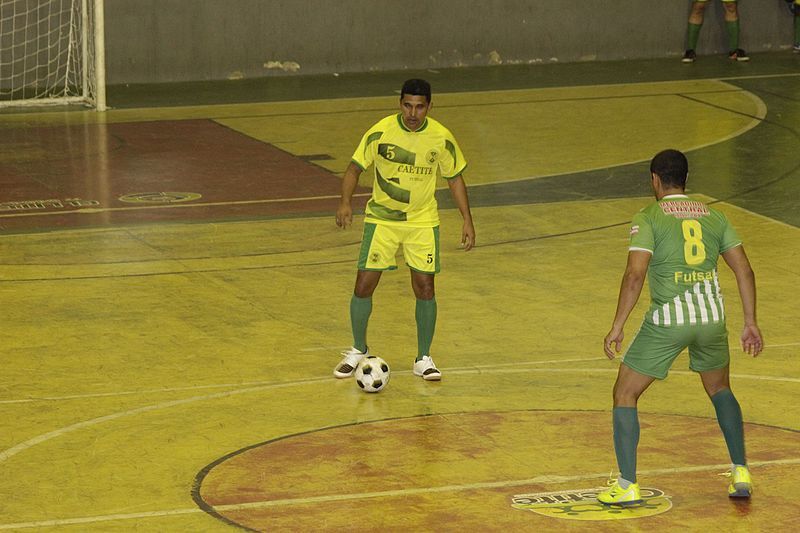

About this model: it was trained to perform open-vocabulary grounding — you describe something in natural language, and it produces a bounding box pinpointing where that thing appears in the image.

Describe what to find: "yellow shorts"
[358,222,440,274]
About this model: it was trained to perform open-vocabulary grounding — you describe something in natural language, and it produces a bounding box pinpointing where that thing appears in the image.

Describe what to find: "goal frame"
[0,0,106,111]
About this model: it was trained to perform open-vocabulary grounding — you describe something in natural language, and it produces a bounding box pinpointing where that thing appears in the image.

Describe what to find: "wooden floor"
[0,54,798,531]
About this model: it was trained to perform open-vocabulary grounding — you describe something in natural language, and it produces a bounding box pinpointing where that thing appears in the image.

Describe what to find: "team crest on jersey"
[510,487,672,521]
[426,149,439,164]
[370,252,380,263]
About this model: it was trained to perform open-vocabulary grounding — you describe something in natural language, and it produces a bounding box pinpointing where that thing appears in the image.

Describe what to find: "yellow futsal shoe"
[727,466,753,499]
[597,480,643,506]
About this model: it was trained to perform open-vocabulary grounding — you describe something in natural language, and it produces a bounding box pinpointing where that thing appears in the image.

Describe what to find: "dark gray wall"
[104,0,795,84]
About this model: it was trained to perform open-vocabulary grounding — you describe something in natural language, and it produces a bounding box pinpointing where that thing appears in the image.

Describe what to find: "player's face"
[400,94,430,131]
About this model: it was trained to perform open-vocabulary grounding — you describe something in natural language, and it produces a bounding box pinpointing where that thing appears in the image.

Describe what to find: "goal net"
[0,0,106,110]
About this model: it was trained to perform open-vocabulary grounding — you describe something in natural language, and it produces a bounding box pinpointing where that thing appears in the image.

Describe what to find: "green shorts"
[357,222,440,273]
[622,320,730,380]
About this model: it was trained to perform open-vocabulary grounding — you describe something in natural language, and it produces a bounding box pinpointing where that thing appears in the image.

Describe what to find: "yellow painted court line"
[0,458,797,530]
[0,81,768,222]
[0,193,372,218]
[721,72,800,82]
[480,81,766,189]
[715,200,800,232]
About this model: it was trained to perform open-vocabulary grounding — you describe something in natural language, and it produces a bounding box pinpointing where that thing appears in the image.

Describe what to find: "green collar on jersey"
[396,113,429,133]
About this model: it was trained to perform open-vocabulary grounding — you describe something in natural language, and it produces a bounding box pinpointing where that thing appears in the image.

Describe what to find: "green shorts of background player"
[683,0,749,62]
[333,79,476,383]
[599,149,763,506]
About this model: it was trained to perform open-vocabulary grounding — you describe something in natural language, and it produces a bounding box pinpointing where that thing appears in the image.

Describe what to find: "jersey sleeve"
[719,212,743,252]
[351,127,382,171]
[439,131,468,179]
[629,211,654,253]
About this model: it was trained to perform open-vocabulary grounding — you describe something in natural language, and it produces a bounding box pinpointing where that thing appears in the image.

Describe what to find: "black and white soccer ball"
[354,355,390,393]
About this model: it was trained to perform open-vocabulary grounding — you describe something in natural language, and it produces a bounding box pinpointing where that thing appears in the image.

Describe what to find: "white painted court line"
[1,360,797,468]
[0,357,602,405]
[0,457,797,530]
[0,377,330,464]
[765,342,800,347]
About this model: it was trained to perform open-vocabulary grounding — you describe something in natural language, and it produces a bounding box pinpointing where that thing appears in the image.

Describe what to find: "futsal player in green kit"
[599,149,763,505]
[334,79,475,381]
[682,0,749,62]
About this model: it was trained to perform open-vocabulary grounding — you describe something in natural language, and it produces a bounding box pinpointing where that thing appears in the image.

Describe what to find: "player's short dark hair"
[400,79,431,103]
[650,149,688,188]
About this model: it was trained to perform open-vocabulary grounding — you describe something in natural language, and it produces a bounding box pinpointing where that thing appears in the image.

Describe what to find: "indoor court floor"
[1,53,799,531]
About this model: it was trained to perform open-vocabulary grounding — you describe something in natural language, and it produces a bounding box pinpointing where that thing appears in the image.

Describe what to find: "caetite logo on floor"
[118,192,202,204]
[511,487,672,520]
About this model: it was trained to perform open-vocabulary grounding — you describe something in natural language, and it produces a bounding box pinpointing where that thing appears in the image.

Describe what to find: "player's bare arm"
[604,250,651,359]
[722,244,763,357]
[447,175,475,251]
[336,162,363,229]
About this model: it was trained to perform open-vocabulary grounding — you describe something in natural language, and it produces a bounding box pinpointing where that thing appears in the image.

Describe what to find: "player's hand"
[741,324,763,357]
[461,219,475,251]
[336,201,353,229]
[604,326,624,359]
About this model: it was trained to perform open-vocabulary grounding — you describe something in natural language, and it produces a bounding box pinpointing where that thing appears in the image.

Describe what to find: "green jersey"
[629,194,742,327]
[351,113,467,228]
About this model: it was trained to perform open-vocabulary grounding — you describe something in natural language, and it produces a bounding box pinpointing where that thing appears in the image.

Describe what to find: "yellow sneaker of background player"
[597,480,643,506]
[728,465,753,498]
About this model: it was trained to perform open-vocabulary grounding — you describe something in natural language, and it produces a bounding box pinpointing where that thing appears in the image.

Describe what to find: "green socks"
[350,295,372,353]
[611,392,745,484]
[687,22,702,50]
[711,388,746,466]
[687,20,740,52]
[795,13,800,45]
[415,298,437,361]
[353,296,436,359]
[613,407,640,484]
[725,20,740,51]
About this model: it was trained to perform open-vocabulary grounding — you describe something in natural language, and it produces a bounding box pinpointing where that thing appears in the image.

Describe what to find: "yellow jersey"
[351,113,467,227]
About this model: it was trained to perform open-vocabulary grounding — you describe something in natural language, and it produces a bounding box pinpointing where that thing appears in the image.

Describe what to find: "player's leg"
[410,270,440,380]
[722,0,749,61]
[699,365,752,497]
[700,365,745,467]
[684,1,708,62]
[334,223,396,378]
[599,322,683,505]
[598,364,656,506]
[795,1,800,51]
[404,226,442,381]
[351,269,382,348]
[613,364,656,475]
[691,324,751,497]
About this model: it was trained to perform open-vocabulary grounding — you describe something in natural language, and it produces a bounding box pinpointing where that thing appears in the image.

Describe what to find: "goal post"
[0,0,106,111]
